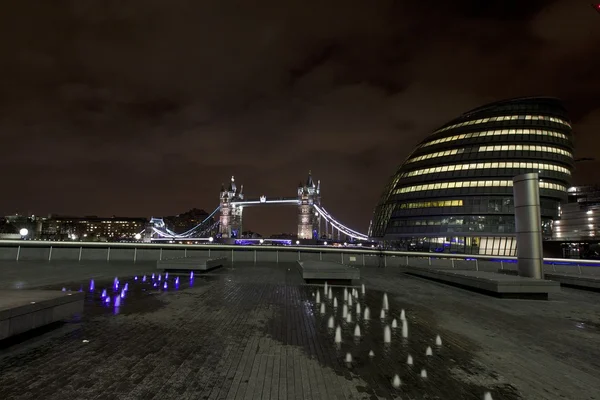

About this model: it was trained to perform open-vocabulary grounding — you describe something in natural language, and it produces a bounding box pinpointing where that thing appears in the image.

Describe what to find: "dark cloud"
[1,0,600,235]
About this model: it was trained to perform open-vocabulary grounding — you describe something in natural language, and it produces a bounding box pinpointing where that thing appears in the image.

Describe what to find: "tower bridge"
[146,171,369,242]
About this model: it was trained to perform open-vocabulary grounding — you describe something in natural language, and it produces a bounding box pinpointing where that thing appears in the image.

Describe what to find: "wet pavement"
[0,262,598,399]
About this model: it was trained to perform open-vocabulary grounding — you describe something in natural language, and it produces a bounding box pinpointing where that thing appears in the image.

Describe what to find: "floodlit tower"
[298,171,320,239]
[219,176,244,238]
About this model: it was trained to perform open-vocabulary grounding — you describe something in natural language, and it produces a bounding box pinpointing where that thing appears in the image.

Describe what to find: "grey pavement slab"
[297,260,360,282]
[404,266,560,299]
[545,272,600,290]
[0,261,598,399]
[0,260,155,290]
[0,290,84,340]
[157,256,227,272]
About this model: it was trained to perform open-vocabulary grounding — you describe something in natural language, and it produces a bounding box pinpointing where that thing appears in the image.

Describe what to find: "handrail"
[1,239,600,266]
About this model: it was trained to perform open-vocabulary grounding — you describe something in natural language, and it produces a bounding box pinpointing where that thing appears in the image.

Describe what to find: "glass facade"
[370,97,574,256]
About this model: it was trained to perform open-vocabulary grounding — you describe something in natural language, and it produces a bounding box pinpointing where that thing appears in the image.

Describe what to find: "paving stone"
[0,261,598,399]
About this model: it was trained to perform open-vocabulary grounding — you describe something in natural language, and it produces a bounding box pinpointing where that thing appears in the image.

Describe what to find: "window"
[399,200,464,209]
[434,115,571,134]
[394,180,567,194]
[420,128,568,148]
[406,144,572,164]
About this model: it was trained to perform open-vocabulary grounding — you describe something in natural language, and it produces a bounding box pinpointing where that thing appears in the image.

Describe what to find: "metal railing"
[0,240,598,275]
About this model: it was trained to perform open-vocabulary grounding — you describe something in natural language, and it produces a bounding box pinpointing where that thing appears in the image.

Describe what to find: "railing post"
[107,247,111,262]
[133,247,137,264]
[78,246,82,262]
[428,257,431,266]
[552,263,556,272]
[341,252,344,263]
[48,246,53,262]
[276,250,279,264]
[298,250,301,261]
[362,253,365,266]
[500,260,504,270]
[16,245,20,261]
[184,248,187,257]
[384,254,387,267]
[405,256,409,266]
[159,248,163,261]
[208,248,211,257]
[254,249,257,264]
[578,264,582,274]
[475,258,479,271]
[231,249,234,264]
[451,259,455,269]
[319,251,322,261]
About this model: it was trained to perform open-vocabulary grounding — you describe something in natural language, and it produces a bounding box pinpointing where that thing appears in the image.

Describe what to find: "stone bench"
[544,273,600,291]
[404,266,560,300]
[157,256,227,273]
[0,290,84,340]
[296,260,360,284]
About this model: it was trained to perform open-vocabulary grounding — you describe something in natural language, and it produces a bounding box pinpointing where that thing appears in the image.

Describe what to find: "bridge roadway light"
[134,233,142,240]
[19,228,28,237]
[324,241,327,246]
[259,239,264,244]
[296,240,300,245]
[208,237,214,243]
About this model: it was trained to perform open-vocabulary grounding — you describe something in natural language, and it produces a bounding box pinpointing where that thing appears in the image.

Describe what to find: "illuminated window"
[479,144,571,156]
[394,180,567,194]
[434,115,571,134]
[420,128,568,148]
[399,200,464,209]
[406,145,572,164]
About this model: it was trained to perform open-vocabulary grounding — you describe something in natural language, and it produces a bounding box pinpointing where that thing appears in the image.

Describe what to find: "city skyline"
[1,1,600,235]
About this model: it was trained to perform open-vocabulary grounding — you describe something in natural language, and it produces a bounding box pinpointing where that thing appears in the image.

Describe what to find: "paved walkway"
[0,262,598,399]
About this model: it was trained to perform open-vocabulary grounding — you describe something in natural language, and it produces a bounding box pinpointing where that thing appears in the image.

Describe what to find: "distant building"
[2,214,41,239]
[370,97,574,256]
[41,216,147,241]
[549,185,600,258]
[270,233,298,240]
[241,231,262,239]
[554,186,600,240]
[163,208,212,234]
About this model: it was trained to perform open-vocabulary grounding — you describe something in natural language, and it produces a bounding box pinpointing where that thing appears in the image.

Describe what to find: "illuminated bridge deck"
[0,260,598,400]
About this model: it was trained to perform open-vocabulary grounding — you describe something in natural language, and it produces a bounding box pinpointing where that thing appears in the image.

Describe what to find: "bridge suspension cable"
[313,204,369,241]
[146,201,370,242]
[150,206,221,239]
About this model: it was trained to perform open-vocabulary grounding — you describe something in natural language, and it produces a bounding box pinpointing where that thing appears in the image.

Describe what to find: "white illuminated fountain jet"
[334,326,342,344]
[383,325,391,343]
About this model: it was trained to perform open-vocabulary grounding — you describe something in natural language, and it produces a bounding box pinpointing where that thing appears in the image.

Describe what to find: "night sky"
[1,1,600,235]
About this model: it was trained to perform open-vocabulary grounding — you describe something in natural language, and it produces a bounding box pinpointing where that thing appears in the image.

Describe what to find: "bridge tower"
[298,171,321,240]
[219,176,244,238]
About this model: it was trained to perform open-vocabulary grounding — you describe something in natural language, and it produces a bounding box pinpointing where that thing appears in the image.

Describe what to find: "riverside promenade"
[0,260,599,400]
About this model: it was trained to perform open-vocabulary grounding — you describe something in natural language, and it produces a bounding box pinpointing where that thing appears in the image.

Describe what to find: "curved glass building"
[370,97,574,255]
